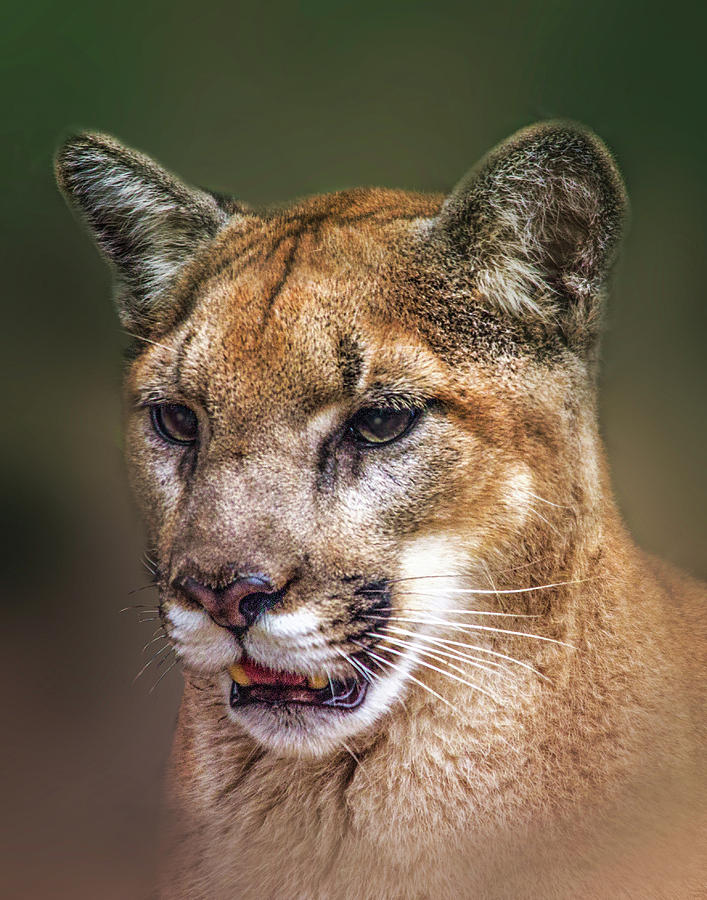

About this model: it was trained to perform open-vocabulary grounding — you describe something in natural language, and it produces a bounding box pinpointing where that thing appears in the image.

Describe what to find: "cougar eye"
[349,406,418,446]
[151,403,199,445]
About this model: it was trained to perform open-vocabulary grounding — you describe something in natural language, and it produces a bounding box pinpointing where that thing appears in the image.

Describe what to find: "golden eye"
[150,403,198,445]
[349,407,418,446]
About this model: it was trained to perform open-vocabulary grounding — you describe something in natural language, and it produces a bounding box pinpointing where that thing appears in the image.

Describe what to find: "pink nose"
[174,574,283,628]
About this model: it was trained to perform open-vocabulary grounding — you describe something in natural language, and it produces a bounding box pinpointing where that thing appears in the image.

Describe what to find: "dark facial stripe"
[200,229,289,295]
[261,233,301,322]
[337,334,363,394]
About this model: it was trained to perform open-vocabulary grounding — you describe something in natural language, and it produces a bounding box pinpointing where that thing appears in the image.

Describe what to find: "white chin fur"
[224,660,413,758]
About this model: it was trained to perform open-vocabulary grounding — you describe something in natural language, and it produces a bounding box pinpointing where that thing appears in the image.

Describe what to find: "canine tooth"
[307,673,328,690]
[229,663,252,686]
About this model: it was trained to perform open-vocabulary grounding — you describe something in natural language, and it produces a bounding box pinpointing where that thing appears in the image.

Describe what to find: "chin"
[165,592,420,757]
[222,658,412,757]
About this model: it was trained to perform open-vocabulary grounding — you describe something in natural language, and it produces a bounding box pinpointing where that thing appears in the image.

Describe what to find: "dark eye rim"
[149,402,199,446]
[348,405,422,448]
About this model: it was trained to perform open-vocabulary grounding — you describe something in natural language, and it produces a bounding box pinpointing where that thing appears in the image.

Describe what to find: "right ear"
[55,132,235,332]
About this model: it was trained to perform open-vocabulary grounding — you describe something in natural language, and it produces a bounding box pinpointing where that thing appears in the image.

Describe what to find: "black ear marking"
[433,121,628,346]
[55,132,238,332]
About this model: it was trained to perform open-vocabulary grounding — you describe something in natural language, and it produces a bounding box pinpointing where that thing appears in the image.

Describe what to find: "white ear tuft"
[433,121,628,346]
[55,133,233,331]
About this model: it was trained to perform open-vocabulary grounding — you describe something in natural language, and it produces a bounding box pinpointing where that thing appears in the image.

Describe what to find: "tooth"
[229,663,252,686]
[307,673,328,690]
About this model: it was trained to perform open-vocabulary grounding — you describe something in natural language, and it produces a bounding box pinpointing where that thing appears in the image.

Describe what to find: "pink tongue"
[241,657,306,687]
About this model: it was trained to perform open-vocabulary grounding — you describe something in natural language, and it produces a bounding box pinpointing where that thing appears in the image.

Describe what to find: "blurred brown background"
[1,1,705,897]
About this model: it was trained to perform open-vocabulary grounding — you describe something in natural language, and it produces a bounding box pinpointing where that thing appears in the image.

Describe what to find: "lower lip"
[229,676,368,711]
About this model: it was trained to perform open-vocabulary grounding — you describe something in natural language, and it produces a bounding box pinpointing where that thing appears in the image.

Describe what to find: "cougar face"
[56,123,624,757]
[122,213,542,755]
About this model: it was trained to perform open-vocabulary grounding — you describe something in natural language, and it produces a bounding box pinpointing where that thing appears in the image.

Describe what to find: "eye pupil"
[351,407,417,445]
[152,403,198,445]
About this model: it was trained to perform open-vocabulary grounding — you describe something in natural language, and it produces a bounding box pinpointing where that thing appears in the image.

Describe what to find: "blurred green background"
[2,1,705,897]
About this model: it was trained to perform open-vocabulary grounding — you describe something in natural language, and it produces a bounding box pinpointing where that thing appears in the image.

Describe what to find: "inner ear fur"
[433,121,628,346]
[55,132,236,332]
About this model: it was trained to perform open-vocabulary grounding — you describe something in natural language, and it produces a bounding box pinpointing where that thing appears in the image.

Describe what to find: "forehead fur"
[166,187,441,324]
[131,185,557,411]
[130,190,442,403]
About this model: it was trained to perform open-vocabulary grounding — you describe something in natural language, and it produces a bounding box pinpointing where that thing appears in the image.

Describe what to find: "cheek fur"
[330,418,465,539]
[125,413,187,537]
[394,533,469,619]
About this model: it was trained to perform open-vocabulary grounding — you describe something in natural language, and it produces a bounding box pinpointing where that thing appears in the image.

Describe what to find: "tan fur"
[56,123,706,898]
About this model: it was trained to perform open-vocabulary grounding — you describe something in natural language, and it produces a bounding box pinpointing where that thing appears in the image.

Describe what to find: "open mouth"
[229,655,368,711]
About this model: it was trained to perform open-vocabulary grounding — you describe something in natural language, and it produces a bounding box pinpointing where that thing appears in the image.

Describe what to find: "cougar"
[56,121,706,898]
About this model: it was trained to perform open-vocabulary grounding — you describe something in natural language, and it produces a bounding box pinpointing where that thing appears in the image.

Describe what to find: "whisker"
[371,632,506,681]
[332,646,375,685]
[149,657,179,693]
[146,624,165,640]
[363,613,576,649]
[380,643,505,705]
[127,584,159,596]
[124,331,177,355]
[384,625,551,681]
[357,652,399,704]
[142,632,168,653]
[395,607,539,618]
[481,558,506,611]
[349,658,376,685]
[525,490,572,510]
[133,643,172,683]
[383,573,560,587]
[360,579,591,596]
[385,574,466,586]
[527,505,561,536]
[353,643,468,719]
[141,557,157,576]
[353,639,504,705]
[374,630,511,675]
[155,649,175,669]
[352,657,381,684]
[339,740,372,786]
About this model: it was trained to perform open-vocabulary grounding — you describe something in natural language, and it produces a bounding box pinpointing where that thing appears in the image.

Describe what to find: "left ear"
[55,132,235,332]
[432,121,628,346]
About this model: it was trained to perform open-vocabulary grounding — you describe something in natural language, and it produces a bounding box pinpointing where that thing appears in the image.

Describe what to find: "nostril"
[221,576,280,627]
[238,588,278,626]
[174,575,220,614]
